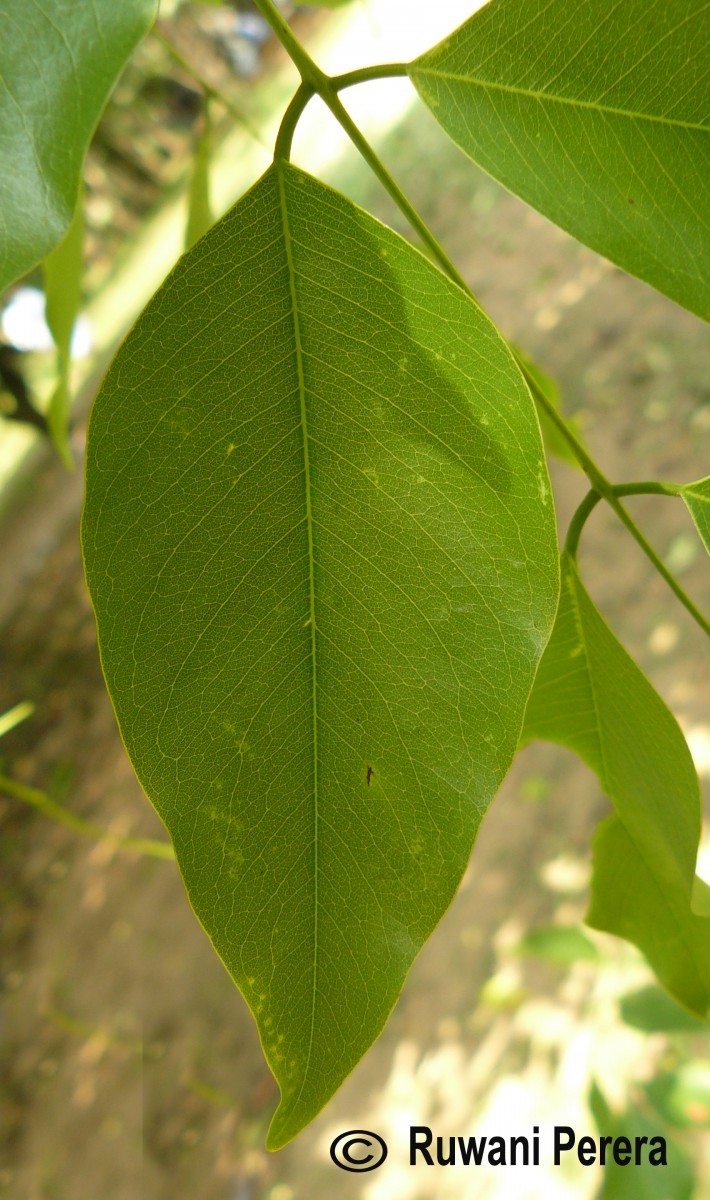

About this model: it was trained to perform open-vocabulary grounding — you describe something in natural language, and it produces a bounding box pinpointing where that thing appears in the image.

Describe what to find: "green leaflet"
[522,553,710,1015]
[681,476,710,554]
[409,0,710,322]
[44,193,84,467]
[82,162,558,1146]
[0,0,156,295]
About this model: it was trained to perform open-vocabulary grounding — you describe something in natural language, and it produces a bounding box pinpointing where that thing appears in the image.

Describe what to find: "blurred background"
[1,2,709,1197]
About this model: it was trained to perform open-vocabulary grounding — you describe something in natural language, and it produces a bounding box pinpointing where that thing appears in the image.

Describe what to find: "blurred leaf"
[43,195,84,468]
[296,0,356,7]
[83,161,559,1148]
[513,346,584,469]
[185,101,215,251]
[589,1083,694,1200]
[620,985,707,1034]
[522,553,710,1015]
[0,0,157,294]
[0,702,35,740]
[516,925,599,965]
[410,0,710,321]
[681,476,710,556]
[645,1062,710,1130]
[692,876,710,917]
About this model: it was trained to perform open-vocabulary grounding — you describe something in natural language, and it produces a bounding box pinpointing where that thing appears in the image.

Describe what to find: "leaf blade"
[409,0,710,320]
[0,0,156,294]
[522,552,709,1014]
[82,163,559,1145]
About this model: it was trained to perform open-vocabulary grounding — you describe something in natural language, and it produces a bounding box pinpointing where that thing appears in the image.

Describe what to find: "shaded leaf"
[410,0,710,321]
[82,162,558,1147]
[589,1083,693,1200]
[43,194,84,467]
[522,553,710,1015]
[681,476,710,555]
[0,0,157,294]
[588,816,710,1015]
[512,345,584,469]
[620,985,707,1034]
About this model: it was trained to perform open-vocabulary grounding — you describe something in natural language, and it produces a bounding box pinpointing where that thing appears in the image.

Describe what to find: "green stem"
[564,487,710,637]
[613,480,682,499]
[251,0,328,88]
[332,63,409,90]
[274,82,315,161]
[321,90,481,300]
[152,27,266,146]
[0,773,175,861]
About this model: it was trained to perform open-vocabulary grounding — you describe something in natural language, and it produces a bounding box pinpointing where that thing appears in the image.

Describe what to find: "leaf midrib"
[276,164,320,1100]
[412,68,710,133]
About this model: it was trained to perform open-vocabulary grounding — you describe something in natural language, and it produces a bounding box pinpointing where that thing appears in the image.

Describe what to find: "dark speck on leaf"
[366,766,374,787]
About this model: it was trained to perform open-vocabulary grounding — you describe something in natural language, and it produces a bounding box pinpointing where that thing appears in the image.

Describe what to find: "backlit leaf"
[410,0,710,321]
[681,476,710,555]
[522,553,710,1015]
[0,0,156,294]
[82,162,558,1147]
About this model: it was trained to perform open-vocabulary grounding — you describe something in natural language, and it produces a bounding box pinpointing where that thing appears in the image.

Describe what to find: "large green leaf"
[681,476,710,555]
[409,0,710,321]
[82,162,558,1147]
[0,0,157,295]
[522,553,710,1015]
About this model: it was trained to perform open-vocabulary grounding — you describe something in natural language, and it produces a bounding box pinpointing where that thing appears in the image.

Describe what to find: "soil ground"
[1,88,709,1200]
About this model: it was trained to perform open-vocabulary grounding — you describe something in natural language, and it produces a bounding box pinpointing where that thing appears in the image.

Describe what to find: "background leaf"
[0,0,157,295]
[185,101,215,252]
[620,985,707,1034]
[512,345,584,469]
[522,553,710,1015]
[43,194,84,467]
[82,161,558,1147]
[681,476,710,555]
[409,0,710,321]
[514,924,599,965]
[589,1084,694,1200]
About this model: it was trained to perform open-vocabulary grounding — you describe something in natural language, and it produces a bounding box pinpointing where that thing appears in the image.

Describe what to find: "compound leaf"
[522,553,710,1015]
[410,0,710,321]
[0,0,157,294]
[82,162,558,1147]
[681,476,710,555]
